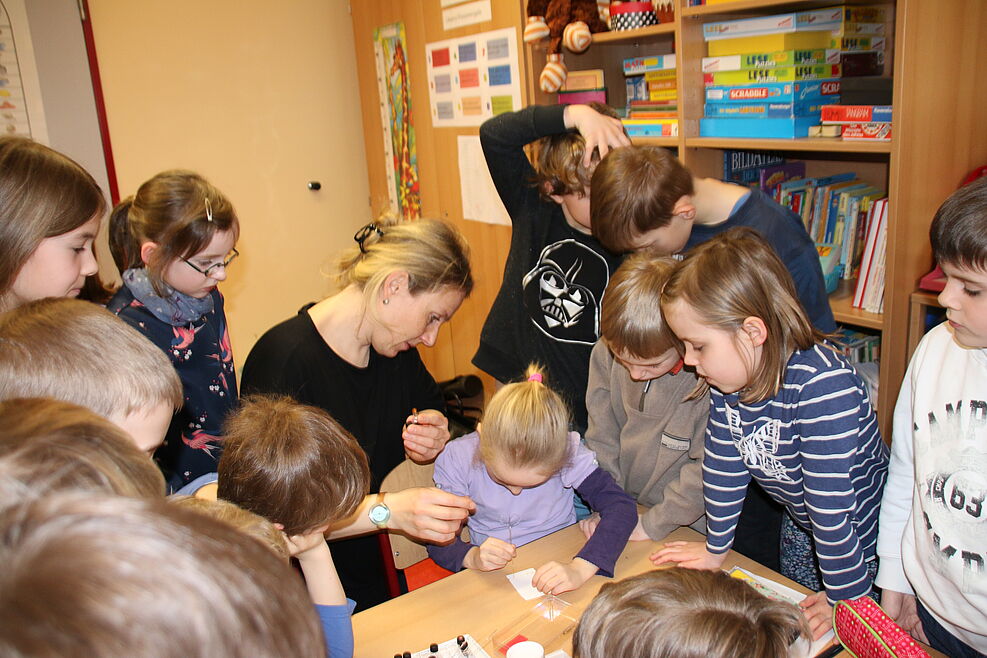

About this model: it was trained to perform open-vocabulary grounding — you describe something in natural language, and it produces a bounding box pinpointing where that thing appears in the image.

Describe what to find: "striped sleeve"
[703,395,752,555]
[797,365,878,602]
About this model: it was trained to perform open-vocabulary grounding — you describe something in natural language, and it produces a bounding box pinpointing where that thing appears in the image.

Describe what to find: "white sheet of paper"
[458,134,510,226]
[507,567,542,600]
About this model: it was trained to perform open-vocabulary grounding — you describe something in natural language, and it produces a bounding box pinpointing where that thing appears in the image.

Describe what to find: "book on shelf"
[561,69,604,91]
[623,54,676,76]
[702,49,840,73]
[837,327,882,364]
[704,64,842,87]
[722,149,785,185]
[853,197,889,312]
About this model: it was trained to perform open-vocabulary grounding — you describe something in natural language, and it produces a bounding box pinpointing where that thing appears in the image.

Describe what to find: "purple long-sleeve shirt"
[428,432,637,576]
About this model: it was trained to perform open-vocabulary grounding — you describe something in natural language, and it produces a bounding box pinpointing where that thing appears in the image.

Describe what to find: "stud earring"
[383,298,389,305]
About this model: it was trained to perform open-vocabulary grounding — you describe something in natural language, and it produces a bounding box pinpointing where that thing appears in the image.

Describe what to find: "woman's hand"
[649,541,727,570]
[799,592,834,641]
[532,558,598,595]
[563,104,630,167]
[403,408,450,463]
[464,537,516,571]
[386,487,475,543]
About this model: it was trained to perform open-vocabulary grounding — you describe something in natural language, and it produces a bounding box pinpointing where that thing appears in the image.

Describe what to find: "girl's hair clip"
[353,223,384,254]
[204,197,214,222]
[527,373,543,383]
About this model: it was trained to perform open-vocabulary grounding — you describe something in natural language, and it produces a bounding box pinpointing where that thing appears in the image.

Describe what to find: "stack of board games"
[700,7,846,138]
[622,54,678,137]
[820,104,892,142]
[557,69,606,106]
[836,5,889,78]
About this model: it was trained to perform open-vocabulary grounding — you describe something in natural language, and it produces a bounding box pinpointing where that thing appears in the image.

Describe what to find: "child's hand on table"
[649,540,727,570]
[532,557,597,595]
[800,592,834,641]
[464,537,516,571]
[402,408,450,463]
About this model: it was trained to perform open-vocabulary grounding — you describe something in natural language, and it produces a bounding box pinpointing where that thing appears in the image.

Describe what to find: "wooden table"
[353,526,854,657]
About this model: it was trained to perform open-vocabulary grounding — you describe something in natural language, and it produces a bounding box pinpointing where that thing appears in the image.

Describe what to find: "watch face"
[370,504,390,524]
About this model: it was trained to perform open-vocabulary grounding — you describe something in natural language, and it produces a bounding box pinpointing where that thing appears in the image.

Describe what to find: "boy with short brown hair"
[590,146,836,334]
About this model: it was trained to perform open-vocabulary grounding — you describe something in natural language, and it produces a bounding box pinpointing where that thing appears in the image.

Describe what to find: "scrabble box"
[704,78,841,104]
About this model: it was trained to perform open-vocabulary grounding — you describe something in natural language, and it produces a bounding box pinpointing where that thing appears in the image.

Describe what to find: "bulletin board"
[0,0,48,141]
[425,26,522,128]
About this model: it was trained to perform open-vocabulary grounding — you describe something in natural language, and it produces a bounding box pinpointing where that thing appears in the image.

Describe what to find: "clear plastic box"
[488,596,579,655]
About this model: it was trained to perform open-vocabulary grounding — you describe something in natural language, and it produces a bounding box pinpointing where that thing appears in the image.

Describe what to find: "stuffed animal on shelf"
[523,0,610,93]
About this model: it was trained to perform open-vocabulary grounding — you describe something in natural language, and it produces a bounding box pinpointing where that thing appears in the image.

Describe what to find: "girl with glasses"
[108,170,240,491]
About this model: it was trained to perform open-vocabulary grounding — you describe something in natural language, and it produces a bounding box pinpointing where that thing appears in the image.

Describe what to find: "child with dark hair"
[108,170,241,489]
[877,177,987,657]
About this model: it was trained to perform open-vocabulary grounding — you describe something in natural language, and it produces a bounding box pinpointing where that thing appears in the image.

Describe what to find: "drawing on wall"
[425,26,523,128]
[373,22,421,220]
[0,0,47,141]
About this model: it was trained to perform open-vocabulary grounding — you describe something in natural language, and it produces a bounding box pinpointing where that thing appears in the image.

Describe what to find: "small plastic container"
[488,596,579,655]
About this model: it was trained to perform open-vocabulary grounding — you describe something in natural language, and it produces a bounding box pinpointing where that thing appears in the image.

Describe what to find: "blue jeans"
[917,600,987,658]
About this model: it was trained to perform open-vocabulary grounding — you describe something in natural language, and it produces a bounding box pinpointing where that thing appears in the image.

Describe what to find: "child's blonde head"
[109,170,239,296]
[218,395,371,536]
[573,568,808,658]
[0,398,165,509]
[170,495,290,561]
[0,493,325,658]
[661,228,824,402]
[479,364,571,473]
[336,216,473,310]
[601,253,682,359]
[0,298,183,419]
[0,137,105,310]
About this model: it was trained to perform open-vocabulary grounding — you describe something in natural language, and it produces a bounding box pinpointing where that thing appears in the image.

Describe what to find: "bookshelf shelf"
[830,280,884,330]
[631,136,680,147]
[684,137,893,154]
[592,23,676,44]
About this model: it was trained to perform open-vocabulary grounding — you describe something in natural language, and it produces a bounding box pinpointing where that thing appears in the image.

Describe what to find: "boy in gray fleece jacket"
[582,254,708,542]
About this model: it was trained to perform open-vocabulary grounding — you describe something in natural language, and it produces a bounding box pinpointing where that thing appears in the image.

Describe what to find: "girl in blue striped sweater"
[651,228,889,640]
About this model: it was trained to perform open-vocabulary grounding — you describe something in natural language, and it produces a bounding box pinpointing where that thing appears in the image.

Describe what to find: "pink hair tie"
[527,373,543,383]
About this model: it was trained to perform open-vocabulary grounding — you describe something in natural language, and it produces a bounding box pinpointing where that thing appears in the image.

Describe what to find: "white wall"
[88,0,371,369]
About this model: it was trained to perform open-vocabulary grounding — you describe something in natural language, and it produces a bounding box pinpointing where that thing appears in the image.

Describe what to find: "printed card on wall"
[373,22,421,220]
[0,0,48,142]
[426,27,522,128]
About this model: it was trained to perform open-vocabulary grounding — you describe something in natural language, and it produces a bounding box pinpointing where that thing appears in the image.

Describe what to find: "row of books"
[837,327,881,364]
[721,149,887,312]
[699,5,889,138]
[622,54,678,137]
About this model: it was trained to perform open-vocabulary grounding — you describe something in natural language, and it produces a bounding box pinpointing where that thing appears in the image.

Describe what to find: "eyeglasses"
[183,248,239,277]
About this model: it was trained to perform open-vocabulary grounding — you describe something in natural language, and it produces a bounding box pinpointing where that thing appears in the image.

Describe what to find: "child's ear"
[548,193,565,206]
[740,316,768,347]
[139,241,158,265]
[672,196,696,221]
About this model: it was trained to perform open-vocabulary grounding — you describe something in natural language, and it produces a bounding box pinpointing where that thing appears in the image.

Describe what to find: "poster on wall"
[373,22,421,220]
[0,0,48,142]
[425,27,523,128]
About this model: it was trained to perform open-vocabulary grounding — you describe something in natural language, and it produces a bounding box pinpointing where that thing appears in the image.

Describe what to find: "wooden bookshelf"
[518,0,987,436]
[631,136,680,147]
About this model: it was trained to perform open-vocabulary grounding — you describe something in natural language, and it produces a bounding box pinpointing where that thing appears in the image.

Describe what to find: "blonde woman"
[241,216,476,609]
[427,363,637,596]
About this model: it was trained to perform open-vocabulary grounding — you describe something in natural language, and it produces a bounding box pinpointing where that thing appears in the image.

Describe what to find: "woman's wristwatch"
[368,492,390,528]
